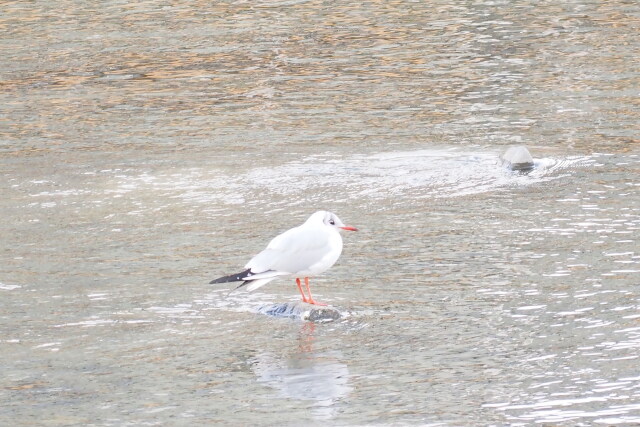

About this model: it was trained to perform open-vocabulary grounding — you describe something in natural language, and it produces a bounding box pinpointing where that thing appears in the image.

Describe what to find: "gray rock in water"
[500,145,535,172]
[258,301,342,322]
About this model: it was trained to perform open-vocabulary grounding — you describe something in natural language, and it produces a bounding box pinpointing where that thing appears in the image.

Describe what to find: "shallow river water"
[1,1,639,425]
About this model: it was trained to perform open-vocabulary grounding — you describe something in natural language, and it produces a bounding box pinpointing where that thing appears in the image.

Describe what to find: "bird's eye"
[329,219,335,225]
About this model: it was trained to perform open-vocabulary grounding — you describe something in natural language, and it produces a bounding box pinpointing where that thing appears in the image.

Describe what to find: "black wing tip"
[209,268,252,284]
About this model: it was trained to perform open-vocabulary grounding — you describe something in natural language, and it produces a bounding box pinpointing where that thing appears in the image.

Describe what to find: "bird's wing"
[245,225,335,274]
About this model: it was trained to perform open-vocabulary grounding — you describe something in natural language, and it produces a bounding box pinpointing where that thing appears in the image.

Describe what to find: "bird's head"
[309,211,358,232]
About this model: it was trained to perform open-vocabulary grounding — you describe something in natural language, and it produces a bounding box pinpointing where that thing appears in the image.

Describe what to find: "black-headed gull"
[210,211,357,305]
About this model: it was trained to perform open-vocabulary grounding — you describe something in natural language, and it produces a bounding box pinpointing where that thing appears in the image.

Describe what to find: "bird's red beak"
[340,226,358,231]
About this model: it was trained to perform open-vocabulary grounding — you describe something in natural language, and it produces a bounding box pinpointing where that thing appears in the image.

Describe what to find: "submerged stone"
[500,145,535,172]
[258,301,342,322]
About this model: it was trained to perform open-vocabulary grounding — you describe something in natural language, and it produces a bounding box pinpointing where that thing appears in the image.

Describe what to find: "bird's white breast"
[299,230,343,276]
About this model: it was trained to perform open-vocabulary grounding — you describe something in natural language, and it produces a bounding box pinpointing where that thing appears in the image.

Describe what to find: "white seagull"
[210,211,357,305]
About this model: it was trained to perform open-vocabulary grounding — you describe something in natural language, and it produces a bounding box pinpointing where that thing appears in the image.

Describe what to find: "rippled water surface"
[1,0,639,425]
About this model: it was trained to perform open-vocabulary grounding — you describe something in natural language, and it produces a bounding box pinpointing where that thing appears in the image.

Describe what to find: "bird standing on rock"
[210,211,358,305]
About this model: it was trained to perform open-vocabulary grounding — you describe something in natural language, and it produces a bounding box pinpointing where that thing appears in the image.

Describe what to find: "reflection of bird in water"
[250,323,351,419]
[297,322,316,353]
[210,211,357,305]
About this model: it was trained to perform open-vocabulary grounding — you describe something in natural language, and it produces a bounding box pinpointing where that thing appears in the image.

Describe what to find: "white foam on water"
[109,148,595,210]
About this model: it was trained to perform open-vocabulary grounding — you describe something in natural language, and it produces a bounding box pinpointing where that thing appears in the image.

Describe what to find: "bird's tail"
[209,268,252,284]
[210,269,287,295]
[229,276,278,293]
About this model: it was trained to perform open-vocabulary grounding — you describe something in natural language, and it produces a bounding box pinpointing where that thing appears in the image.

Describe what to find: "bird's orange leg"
[296,278,309,303]
[304,277,327,306]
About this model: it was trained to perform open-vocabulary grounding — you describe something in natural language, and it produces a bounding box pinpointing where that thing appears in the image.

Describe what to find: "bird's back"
[245,223,343,275]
